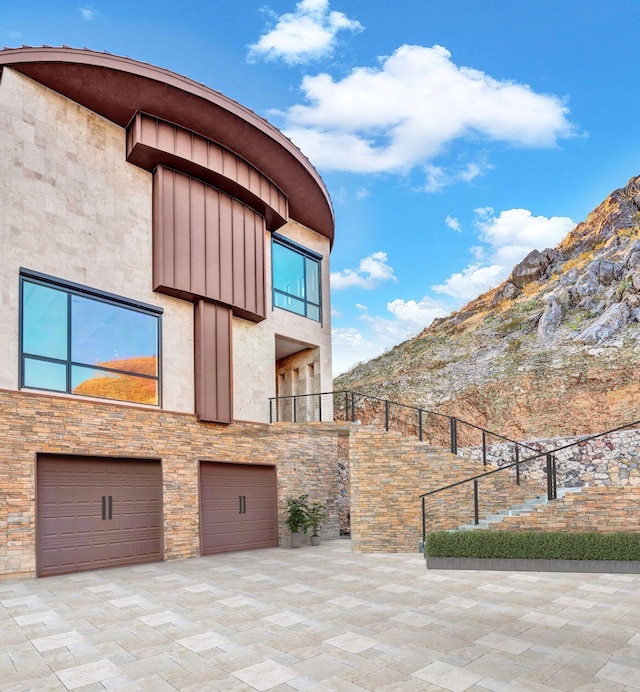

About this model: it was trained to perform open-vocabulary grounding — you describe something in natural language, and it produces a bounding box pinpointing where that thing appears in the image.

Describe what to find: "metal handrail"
[268,389,540,460]
[420,416,640,544]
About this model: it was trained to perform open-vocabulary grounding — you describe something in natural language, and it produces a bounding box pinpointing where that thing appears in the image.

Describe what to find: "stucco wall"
[233,220,333,423]
[1,68,333,424]
[0,67,196,413]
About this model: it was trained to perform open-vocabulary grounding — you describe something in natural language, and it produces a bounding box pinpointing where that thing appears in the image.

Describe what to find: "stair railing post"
[269,399,273,424]
[474,480,479,525]
[418,409,423,442]
[450,418,458,455]
[293,397,297,423]
[351,391,355,422]
[385,400,389,431]
[552,456,557,500]
[421,497,426,549]
[546,453,553,501]
[482,430,487,467]
[318,394,322,422]
[344,391,349,421]
[515,445,520,485]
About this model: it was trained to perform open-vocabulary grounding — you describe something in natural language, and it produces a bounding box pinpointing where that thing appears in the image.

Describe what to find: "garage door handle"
[102,495,106,520]
[108,495,113,520]
[238,496,247,514]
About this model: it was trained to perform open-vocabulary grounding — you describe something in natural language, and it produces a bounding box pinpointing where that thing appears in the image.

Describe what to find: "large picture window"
[20,270,161,405]
[272,235,321,322]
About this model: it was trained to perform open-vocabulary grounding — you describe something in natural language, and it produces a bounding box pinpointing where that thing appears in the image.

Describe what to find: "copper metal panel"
[37,456,163,577]
[189,180,207,296]
[173,172,192,293]
[0,47,333,243]
[218,192,235,307]
[232,200,246,310]
[200,461,278,555]
[194,300,233,423]
[244,214,257,317]
[152,167,266,321]
[204,186,221,301]
[127,112,288,233]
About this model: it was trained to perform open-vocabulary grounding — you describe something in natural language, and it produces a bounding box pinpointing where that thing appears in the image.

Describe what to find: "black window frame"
[271,233,322,323]
[19,268,163,406]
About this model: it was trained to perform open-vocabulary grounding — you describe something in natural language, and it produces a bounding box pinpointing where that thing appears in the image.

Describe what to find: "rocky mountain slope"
[335,175,640,439]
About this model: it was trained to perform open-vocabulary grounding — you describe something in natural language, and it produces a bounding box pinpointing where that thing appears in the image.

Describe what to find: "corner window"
[20,270,161,405]
[272,235,321,322]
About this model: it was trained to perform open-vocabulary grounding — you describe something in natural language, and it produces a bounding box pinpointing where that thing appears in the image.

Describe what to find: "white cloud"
[479,207,575,266]
[332,295,448,375]
[424,161,492,192]
[79,5,98,20]
[445,215,462,232]
[432,263,506,301]
[331,251,396,290]
[423,164,448,193]
[355,186,370,200]
[386,297,448,328]
[331,327,383,375]
[432,208,575,300]
[279,44,575,172]
[248,0,362,65]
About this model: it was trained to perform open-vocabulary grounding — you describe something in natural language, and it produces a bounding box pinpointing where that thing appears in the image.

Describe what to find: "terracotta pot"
[310,535,321,546]
[291,531,303,548]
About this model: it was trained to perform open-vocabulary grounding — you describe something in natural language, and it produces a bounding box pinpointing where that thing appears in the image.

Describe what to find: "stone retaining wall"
[460,427,640,488]
[492,486,640,532]
[0,389,347,577]
[349,428,542,553]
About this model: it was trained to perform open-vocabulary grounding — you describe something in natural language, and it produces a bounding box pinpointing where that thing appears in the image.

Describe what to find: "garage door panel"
[37,456,163,577]
[200,462,277,555]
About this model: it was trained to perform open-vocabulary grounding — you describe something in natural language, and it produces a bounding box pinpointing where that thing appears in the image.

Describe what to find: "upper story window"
[272,234,321,322]
[19,269,162,406]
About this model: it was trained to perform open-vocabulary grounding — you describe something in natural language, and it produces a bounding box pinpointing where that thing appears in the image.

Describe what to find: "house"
[0,46,339,577]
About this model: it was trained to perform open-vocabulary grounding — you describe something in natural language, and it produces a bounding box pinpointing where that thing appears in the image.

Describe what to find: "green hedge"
[425,531,640,561]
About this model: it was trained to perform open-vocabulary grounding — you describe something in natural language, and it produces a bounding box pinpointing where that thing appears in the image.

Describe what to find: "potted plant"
[285,494,309,548]
[307,501,327,546]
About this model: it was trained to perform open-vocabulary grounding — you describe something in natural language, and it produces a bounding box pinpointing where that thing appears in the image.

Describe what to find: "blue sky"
[4,1,640,375]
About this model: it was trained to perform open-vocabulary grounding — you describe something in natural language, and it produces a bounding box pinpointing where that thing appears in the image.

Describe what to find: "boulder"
[573,266,600,298]
[509,249,554,289]
[592,259,624,286]
[560,267,579,286]
[491,281,521,305]
[624,239,640,269]
[575,302,631,344]
[537,295,564,338]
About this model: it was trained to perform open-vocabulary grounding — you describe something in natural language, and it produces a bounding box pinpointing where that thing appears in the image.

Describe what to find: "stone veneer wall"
[349,428,542,553]
[0,389,348,578]
[492,487,640,532]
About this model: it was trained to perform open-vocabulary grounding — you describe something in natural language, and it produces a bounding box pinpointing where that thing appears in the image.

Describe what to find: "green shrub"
[425,531,640,561]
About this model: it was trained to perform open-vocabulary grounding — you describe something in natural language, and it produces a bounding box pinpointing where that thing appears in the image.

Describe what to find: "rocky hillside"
[335,175,640,439]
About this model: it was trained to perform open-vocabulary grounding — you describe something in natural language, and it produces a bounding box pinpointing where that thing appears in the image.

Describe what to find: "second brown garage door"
[200,462,278,555]
[37,455,163,577]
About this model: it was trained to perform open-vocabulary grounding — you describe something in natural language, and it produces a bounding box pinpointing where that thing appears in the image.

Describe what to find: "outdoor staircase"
[271,390,640,551]
[455,487,583,531]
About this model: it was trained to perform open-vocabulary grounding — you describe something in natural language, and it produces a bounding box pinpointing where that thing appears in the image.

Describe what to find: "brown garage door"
[37,456,162,577]
[200,462,278,555]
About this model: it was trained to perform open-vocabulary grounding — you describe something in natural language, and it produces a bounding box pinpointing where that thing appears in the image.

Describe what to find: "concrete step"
[454,487,584,531]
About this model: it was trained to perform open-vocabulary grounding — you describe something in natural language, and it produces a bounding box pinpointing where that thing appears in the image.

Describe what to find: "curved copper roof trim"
[0,46,334,245]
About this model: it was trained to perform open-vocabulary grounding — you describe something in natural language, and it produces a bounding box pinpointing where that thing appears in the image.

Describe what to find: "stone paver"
[1,540,640,690]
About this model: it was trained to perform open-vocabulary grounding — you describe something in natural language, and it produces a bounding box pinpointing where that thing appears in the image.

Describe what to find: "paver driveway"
[1,540,640,690]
